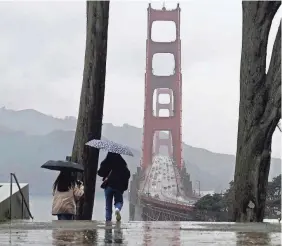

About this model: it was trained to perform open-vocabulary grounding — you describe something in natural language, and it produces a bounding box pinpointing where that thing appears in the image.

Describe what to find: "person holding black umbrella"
[98,153,130,222]
[51,171,84,220]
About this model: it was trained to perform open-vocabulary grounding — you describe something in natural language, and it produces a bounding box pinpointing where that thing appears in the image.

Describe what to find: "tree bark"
[71,1,110,220]
[233,1,281,222]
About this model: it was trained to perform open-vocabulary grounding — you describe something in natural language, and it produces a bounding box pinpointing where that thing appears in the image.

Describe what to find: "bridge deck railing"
[140,193,194,212]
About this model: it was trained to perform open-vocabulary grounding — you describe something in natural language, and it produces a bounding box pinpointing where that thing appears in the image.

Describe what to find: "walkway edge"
[0,221,280,233]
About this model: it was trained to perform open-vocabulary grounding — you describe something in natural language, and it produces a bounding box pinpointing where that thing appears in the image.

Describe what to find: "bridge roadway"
[140,155,197,208]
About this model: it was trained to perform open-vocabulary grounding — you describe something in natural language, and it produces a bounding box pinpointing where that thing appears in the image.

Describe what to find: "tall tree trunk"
[71,1,110,220]
[233,1,281,222]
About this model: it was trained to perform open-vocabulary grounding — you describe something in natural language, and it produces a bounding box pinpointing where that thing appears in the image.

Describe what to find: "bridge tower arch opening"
[141,3,183,170]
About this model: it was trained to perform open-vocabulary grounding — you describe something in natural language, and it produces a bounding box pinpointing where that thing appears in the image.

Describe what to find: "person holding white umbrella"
[86,139,133,221]
[97,152,130,222]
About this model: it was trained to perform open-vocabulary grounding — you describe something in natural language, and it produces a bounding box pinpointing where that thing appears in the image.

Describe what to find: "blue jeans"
[57,214,74,220]
[104,186,123,221]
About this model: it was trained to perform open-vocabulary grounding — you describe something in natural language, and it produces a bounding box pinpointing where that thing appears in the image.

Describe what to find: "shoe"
[115,208,121,222]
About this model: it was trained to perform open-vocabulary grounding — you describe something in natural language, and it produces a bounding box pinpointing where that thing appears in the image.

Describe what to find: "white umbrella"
[85,139,134,157]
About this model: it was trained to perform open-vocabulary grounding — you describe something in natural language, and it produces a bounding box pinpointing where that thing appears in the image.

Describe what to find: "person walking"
[98,152,131,222]
[52,171,84,220]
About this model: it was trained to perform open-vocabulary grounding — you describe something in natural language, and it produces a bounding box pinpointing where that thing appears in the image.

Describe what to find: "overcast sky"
[0,1,281,157]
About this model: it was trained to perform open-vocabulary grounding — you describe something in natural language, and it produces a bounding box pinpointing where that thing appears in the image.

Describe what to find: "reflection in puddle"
[51,223,124,245]
[52,229,99,245]
[0,221,280,245]
[236,232,281,246]
[104,223,124,244]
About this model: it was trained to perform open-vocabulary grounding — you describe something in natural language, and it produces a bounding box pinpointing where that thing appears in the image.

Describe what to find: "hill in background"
[0,107,280,195]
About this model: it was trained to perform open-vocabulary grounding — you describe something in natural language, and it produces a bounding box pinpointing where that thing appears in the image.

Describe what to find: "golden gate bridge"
[129,3,199,221]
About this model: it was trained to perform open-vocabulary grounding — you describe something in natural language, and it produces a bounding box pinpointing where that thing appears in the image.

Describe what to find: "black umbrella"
[41,160,84,172]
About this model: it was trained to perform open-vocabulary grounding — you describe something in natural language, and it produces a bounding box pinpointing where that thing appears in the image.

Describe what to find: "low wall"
[0,183,30,221]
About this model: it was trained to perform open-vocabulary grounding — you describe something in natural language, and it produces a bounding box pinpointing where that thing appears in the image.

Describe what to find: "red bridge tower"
[141,4,183,170]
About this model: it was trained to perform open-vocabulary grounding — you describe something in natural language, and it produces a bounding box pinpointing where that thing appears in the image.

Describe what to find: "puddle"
[0,221,280,245]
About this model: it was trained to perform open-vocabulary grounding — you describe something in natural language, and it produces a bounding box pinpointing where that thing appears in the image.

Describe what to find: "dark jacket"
[97,153,131,192]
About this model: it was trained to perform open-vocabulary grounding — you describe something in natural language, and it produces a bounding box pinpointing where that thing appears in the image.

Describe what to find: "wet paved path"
[0,221,281,245]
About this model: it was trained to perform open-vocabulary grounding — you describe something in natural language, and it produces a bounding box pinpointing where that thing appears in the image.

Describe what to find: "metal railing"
[140,194,194,212]
[137,176,195,211]
[131,188,193,220]
[10,173,33,220]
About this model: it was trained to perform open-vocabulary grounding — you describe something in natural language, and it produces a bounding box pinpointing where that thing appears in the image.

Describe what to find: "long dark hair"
[101,152,127,169]
[53,171,76,193]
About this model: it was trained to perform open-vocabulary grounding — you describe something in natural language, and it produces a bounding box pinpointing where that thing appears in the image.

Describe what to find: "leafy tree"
[195,175,281,221]
[195,194,225,212]
[267,174,281,200]
[266,175,281,217]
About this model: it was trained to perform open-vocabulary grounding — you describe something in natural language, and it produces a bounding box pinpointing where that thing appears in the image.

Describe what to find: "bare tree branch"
[240,2,280,96]
[266,22,281,83]
[261,22,281,128]
[277,123,282,132]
